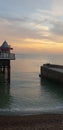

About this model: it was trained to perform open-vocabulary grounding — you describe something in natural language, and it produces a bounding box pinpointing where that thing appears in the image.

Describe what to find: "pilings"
[0,60,10,83]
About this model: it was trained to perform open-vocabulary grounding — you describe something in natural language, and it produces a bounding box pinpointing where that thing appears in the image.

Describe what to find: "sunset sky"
[0,0,63,54]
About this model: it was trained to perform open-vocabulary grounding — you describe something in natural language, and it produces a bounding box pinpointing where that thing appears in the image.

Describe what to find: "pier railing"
[0,53,15,60]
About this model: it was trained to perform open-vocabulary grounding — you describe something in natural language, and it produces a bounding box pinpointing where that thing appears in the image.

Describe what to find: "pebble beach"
[0,114,63,130]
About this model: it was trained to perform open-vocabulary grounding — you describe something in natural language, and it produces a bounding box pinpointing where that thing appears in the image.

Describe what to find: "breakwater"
[39,63,63,84]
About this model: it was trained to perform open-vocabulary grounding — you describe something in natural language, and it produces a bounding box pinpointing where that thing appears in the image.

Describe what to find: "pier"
[39,63,63,84]
[0,41,15,83]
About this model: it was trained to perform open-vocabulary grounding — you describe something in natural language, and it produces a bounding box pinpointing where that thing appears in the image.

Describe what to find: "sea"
[0,53,63,115]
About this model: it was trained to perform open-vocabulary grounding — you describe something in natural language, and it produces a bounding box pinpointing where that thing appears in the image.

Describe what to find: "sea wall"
[40,64,63,84]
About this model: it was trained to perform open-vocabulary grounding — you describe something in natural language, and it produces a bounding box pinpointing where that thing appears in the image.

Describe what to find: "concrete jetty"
[39,63,63,84]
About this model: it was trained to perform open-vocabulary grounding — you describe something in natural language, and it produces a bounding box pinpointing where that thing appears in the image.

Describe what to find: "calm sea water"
[0,53,63,115]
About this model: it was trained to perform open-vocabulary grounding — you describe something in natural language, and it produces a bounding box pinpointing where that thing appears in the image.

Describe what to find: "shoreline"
[0,114,63,129]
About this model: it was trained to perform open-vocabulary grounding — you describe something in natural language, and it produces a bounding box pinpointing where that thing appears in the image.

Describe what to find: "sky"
[0,0,63,54]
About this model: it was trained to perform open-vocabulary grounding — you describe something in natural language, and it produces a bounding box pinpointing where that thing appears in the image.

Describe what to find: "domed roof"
[1,41,10,48]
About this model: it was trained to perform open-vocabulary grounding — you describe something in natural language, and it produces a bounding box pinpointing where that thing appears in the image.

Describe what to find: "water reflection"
[40,78,63,100]
[0,73,11,108]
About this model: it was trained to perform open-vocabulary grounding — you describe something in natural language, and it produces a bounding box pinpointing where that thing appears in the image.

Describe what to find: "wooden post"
[7,61,10,83]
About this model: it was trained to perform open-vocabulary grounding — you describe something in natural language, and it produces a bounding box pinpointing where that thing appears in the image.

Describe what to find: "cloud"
[0,16,50,41]
[50,21,63,36]
[52,0,63,16]
[30,8,63,43]
[49,20,63,43]
[0,1,63,45]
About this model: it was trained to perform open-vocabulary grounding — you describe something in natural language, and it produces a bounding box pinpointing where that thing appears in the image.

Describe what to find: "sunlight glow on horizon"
[12,40,63,54]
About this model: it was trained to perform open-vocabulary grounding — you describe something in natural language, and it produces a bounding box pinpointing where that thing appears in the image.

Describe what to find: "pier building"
[0,41,15,83]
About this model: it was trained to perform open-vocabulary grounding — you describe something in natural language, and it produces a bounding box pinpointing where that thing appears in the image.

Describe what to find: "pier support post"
[0,60,10,83]
[2,67,5,73]
[7,62,10,83]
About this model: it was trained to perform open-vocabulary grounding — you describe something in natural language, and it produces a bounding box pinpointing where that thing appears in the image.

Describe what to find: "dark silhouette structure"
[39,63,63,84]
[0,41,15,83]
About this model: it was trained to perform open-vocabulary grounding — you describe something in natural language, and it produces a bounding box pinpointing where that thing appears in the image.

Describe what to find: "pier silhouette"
[0,41,15,83]
[0,41,15,109]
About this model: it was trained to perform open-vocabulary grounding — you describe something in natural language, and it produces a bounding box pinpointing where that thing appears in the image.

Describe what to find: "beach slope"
[0,114,63,130]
